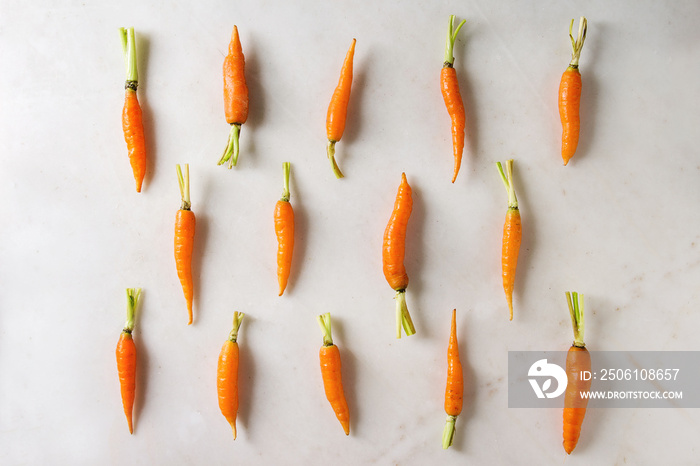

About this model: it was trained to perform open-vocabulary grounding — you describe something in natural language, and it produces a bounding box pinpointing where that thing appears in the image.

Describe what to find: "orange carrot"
[274,162,295,296]
[219,25,249,168]
[174,164,195,324]
[442,309,464,449]
[382,172,416,338]
[116,287,141,434]
[217,311,245,439]
[119,28,146,192]
[326,39,356,179]
[441,15,467,183]
[496,160,521,320]
[317,312,350,435]
[559,17,587,165]
[563,292,591,454]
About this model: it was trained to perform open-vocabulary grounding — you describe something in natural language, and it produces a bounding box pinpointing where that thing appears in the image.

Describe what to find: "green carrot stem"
[496,160,518,209]
[442,415,457,449]
[443,15,466,66]
[119,27,138,84]
[218,124,241,168]
[124,288,142,333]
[568,17,587,67]
[395,290,416,339]
[281,162,291,202]
[327,141,344,179]
[566,291,585,347]
[228,311,245,342]
[317,312,334,346]
[176,164,191,210]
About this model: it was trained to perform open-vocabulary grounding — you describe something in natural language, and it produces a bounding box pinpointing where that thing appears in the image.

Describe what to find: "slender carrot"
[119,28,146,192]
[219,25,249,168]
[441,15,467,183]
[563,292,591,454]
[382,172,416,338]
[326,39,356,179]
[317,312,350,435]
[274,162,295,296]
[174,164,196,324]
[116,287,141,434]
[496,160,521,321]
[559,17,587,165]
[442,309,464,449]
[217,311,245,439]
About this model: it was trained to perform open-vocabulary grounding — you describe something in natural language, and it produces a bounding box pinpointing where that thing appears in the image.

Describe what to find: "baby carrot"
[442,309,463,449]
[559,17,587,165]
[325,39,356,179]
[119,28,146,192]
[219,25,249,168]
[563,292,591,454]
[441,15,467,183]
[174,164,196,324]
[116,287,141,434]
[274,162,295,296]
[496,160,521,320]
[382,172,416,338]
[317,312,350,435]
[217,311,245,439]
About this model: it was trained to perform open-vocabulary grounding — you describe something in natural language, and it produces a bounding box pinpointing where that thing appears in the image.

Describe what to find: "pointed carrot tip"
[230,421,237,440]
[341,421,350,435]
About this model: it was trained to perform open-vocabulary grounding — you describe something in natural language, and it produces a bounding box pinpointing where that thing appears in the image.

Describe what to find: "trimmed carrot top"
[176,164,191,211]
[280,162,291,203]
[566,291,585,347]
[228,311,245,342]
[317,312,334,347]
[567,17,588,68]
[443,15,466,67]
[123,288,142,333]
[119,28,138,85]
[496,160,518,209]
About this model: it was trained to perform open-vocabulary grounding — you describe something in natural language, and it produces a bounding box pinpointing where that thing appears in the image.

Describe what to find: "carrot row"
[118,17,589,188]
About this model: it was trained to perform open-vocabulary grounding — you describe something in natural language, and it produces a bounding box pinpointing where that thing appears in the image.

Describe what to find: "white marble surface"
[1,0,699,464]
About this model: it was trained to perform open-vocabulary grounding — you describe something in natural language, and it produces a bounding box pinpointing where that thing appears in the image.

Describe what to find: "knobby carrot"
[217,311,245,439]
[442,309,464,449]
[274,162,295,295]
[559,17,588,165]
[317,313,350,435]
[496,160,521,320]
[219,25,249,168]
[174,164,196,324]
[325,39,356,179]
[563,292,591,454]
[441,15,467,183]
[116,287,141,434]
[382,172,416,338]
[119,28,146,192]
